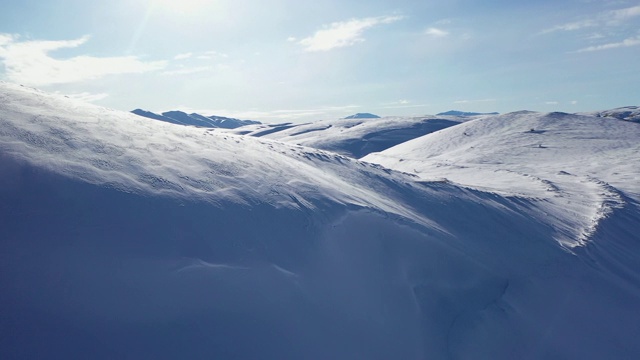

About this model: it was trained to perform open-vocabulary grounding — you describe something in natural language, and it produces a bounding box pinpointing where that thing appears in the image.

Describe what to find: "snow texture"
[228,115,463,158]
[1,82,639,359]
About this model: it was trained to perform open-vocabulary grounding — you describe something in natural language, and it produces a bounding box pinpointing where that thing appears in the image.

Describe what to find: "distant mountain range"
[436,110,500,116]
[131,109,261,129]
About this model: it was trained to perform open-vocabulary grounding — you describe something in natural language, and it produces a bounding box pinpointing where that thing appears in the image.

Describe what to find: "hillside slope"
[232,116,464,158]
[1,84,639,359]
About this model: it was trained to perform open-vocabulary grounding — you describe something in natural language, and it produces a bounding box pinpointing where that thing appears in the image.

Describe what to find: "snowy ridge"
[131,108,261,128]
[583,105,640,122]
[228,115,464,158]
[364,111,640,247]
[1,83,640,359]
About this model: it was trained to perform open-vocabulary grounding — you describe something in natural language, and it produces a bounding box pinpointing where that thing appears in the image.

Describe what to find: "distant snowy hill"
[2,83,640,359]
[344,112,380,119]
[131,108,261,128]
[364,110,640,242]
[437,110,499,116]
[584,106,640,122]
[230,116,465,158]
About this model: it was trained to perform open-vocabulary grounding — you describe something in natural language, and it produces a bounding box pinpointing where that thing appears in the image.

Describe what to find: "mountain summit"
[344,112,380,119]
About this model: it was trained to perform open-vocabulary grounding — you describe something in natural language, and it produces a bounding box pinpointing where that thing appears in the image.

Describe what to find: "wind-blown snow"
[364,111,640,246]
[1,83,639,359]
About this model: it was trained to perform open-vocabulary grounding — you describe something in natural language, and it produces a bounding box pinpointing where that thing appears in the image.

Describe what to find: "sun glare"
[152,0,212,15]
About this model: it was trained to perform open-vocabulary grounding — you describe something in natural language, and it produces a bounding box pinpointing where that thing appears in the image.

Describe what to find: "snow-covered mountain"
[344,112,380,119]
[228,115,465,158]
[131,108,261,128]
[1,83,639,359]
[584,105,640,122]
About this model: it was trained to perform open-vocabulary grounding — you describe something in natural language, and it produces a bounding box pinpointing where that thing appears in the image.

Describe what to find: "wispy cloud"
[174,52,193,60]
[453,99,496,104]
[56,91,109,102]
[196,50,228,60]
[609,5,640,23]
[424,27,449,37]
[162,66,214,76]
[575,35,640,52]
[298,15,403,52]
[0,34,166,86]
[542,5,640,33]
[541,20,597,33]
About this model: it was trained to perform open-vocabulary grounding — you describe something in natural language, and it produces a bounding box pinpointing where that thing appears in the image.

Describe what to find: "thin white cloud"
[576,35,640,52]
[609,5,640,22]
[298,15,403,52]
[162,66,214,75]
[425,27,449,37]
[0,34,166,86]
[174,52,193,60]
[542,5,640,33]
[196,50,228,60]
[57,91,109,102]
[0,33,12,48]
[453,98,496,104]
[381,99,411,106]
[542,20,597,33]
[287,37,297,42]
[545,101,559,105]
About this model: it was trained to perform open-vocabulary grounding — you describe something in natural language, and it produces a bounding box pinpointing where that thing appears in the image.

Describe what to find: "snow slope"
[364,111,640,243]
[230,115,463,158]
[1,84,640,359]
[584,106,640,123]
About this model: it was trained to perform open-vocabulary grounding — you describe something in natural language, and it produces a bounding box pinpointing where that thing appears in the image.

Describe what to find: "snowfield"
[223,115,464,158]
[1,82,639,359]
[363,111,640,246]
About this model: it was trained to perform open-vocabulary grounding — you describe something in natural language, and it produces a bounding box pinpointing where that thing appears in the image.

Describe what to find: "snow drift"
[1,83,639,359]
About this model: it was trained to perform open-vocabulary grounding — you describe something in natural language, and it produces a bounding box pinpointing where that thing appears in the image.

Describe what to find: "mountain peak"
[344,113,381,119]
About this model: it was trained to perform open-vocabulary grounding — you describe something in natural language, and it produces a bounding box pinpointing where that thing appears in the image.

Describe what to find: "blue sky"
[1,0,639,122]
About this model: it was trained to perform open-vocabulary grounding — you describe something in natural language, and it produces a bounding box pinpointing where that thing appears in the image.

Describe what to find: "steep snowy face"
[0,83,438,221]
[1,83,639,359]
[228,115,463,158]
[364,111,640,246]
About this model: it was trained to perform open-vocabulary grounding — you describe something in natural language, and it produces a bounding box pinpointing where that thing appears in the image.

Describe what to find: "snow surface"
[1,83,640,359]
[227,115,464,158]
[583,106,640,123]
